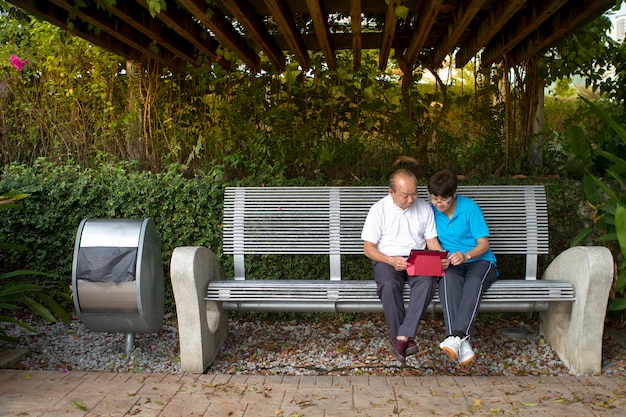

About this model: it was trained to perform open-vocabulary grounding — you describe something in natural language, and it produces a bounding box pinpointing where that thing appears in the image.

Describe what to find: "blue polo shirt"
[431,195,497,266]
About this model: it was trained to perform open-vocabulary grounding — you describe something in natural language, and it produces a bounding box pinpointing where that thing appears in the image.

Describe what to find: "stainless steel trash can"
[72,218,165,354]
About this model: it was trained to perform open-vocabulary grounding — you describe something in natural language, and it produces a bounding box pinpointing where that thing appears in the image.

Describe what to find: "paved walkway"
[0,369,624,416]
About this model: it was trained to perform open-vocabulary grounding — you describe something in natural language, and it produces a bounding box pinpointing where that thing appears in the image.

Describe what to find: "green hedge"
[0,161,587,314]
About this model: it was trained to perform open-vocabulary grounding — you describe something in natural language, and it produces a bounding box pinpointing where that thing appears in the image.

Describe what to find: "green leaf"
[587,172,622,206]
[614,267,626,292]
[22,296,56,323]
[520,402,538,407]
[0,270,55,280]
[570,227,593,247]
[607,297,626,311]
[580,96,626,145]
[616,204,626,259]
[396,5,409,20]
[563,126,592,176]
[583,175,603,205]
[597,233,617,242]
[37,293,71,324]
[363,86,376,102]
[0,316,36,332]
[596,150,626,171]
[0,283,43,296]
[69,400,89,411]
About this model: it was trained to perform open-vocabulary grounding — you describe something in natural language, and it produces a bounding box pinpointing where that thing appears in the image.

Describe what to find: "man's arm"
[364,240,410,272]
[425,237,443,251]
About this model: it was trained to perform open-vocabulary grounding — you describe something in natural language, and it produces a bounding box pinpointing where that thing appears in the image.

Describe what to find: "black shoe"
[389,339,407,364]
[405,339,418,356]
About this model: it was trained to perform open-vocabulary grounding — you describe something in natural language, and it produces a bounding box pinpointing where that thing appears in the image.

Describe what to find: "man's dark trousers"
[373,262,437,341]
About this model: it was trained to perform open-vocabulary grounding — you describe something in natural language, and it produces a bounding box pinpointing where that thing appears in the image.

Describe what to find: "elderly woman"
[428,170,497,366]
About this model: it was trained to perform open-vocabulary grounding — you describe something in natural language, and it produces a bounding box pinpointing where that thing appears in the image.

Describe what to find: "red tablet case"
[406,249,448,277]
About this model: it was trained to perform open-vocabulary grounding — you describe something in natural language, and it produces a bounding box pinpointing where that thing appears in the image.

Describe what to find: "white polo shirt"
[361,194,438,256]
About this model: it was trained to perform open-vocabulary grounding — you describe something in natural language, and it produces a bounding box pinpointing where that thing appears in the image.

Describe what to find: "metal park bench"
[170,185,614,375]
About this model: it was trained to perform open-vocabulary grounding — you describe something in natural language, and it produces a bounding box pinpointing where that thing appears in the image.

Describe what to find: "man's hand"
[393,256,410,271]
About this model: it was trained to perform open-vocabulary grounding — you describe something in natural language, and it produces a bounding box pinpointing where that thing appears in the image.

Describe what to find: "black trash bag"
[76,247,138,283]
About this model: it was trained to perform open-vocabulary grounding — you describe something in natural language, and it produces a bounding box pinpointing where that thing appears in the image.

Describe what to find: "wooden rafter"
[455,0,526,68]
[178,0,261,72]
[47,0,184,69]
[481,0,570,66]
[429,0,486,68]
[264,0,310,69]
[306,0,336,70]
[10,0,164,68]
[349,0,362,71]
[222,0,285,71]
[509,0,617,66]
[104,1,200,65]
[378,0,400,71]
[136,0,234,70]
[405,0,443,69]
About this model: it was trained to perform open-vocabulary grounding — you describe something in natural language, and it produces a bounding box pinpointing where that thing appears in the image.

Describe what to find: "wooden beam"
[178,0,261,72]
[6,0,128,61]
[222,0,285,71]
[9,0,182,70]
[274,32,412,51]
[481,0,570,66]
[508,0,616,66]
[429,0,486,68]
[455,0,525,68]
[306,0,336,70]
[405,0,443,68]
[135,0,234,70]
[264,0,309,69]
[378,0,400,71]
[349,0,361,70]
[105,1,201,65]
[48,0,185,70]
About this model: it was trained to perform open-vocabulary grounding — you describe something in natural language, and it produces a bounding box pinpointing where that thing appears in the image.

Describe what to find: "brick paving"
[0,370,624,416]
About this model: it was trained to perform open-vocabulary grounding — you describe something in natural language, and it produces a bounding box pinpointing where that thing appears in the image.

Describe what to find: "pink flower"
[10,55,29,70]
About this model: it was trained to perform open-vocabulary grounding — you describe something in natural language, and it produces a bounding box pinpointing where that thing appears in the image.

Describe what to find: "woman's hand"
[448,251,468,266]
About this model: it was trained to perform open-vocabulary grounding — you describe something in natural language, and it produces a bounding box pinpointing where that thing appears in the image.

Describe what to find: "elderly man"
[361,168,448,364]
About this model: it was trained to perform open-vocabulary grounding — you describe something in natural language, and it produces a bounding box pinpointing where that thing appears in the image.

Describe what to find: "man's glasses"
[430,195,454,205]
[392,189,418,199]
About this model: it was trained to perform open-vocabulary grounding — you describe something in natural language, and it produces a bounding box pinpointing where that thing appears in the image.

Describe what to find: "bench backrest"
[223,186,549,281]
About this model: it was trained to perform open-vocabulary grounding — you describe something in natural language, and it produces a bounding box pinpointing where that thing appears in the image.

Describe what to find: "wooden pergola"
[6,0,617,74]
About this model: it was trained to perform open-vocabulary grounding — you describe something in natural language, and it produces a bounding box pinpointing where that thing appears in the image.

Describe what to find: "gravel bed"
[1,312,625,377]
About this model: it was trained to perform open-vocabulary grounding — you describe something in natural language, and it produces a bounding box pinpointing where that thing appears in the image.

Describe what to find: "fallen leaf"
[520,402,538,407]
[69,400,88,411]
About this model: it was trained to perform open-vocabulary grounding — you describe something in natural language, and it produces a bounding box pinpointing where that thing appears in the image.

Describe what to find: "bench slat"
[223,186,549,257]
[207,280,575,302]
[205,279,574,313]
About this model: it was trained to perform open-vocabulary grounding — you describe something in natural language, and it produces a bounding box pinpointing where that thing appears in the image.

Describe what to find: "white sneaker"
[459,337,475,365]
[439,336,460,362]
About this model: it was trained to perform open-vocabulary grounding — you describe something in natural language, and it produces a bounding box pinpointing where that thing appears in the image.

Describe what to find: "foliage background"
[0,4,624,320]
[0,160,588,314]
